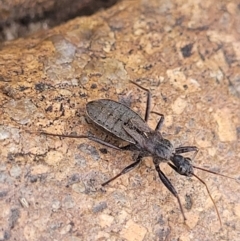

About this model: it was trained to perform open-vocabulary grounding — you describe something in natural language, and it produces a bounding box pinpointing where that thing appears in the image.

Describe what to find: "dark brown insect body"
[40,81,234,224]
[86,99,142,144]
[86,99,174,160]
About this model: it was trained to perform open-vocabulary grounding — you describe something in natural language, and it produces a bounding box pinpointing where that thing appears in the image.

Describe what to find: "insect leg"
[175,146,199,160]
[130,81,165,130]
[151,111,165,131]
[154,162,187,221]
[102,155,143,186]
[169,162,222,226]
[130,80,151,122]
[39,131,122,150]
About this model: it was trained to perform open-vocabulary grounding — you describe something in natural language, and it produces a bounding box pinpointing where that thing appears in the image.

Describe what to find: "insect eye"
[179,166,185,174]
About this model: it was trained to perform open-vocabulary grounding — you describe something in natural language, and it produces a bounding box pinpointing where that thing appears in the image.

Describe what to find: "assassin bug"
[39,80,235,225]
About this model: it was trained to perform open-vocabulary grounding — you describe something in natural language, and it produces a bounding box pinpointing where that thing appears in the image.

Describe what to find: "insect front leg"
[102,154,143,186]
[154,159,187,221]
[169,154,223,226]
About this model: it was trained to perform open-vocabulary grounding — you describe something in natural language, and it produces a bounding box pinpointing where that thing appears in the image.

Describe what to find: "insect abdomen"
[86,99,145,143]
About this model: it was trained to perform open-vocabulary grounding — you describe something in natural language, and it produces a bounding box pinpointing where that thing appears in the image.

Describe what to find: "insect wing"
[86,99,146,143]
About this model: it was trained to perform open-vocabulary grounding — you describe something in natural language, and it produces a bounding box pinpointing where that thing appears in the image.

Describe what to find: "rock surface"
[0,0,240,240]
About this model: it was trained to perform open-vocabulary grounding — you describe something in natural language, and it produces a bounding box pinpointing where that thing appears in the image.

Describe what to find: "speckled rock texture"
[0,0,240,240]
[0,0,118,40]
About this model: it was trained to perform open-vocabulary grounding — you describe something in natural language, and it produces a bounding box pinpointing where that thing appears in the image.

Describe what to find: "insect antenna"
[193,165,237,180]
[192,165,238,226]
[192,173,222,226]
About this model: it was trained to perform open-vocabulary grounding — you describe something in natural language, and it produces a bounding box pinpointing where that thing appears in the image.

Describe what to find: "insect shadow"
[38,80,236,225]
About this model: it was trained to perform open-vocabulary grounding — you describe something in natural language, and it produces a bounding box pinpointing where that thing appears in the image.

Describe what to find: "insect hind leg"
[39,131,122,151]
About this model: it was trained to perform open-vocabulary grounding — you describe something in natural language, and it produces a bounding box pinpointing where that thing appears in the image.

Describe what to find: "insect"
[39,80,234,225]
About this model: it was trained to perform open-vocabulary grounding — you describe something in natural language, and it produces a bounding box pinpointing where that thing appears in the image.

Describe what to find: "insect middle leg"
[130,81,165,131]
[151,111,165,131]
[130,80,151,122]
[102,154,143,186]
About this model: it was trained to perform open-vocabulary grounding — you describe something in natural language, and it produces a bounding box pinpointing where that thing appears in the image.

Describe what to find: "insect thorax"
[154,138,174,160]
